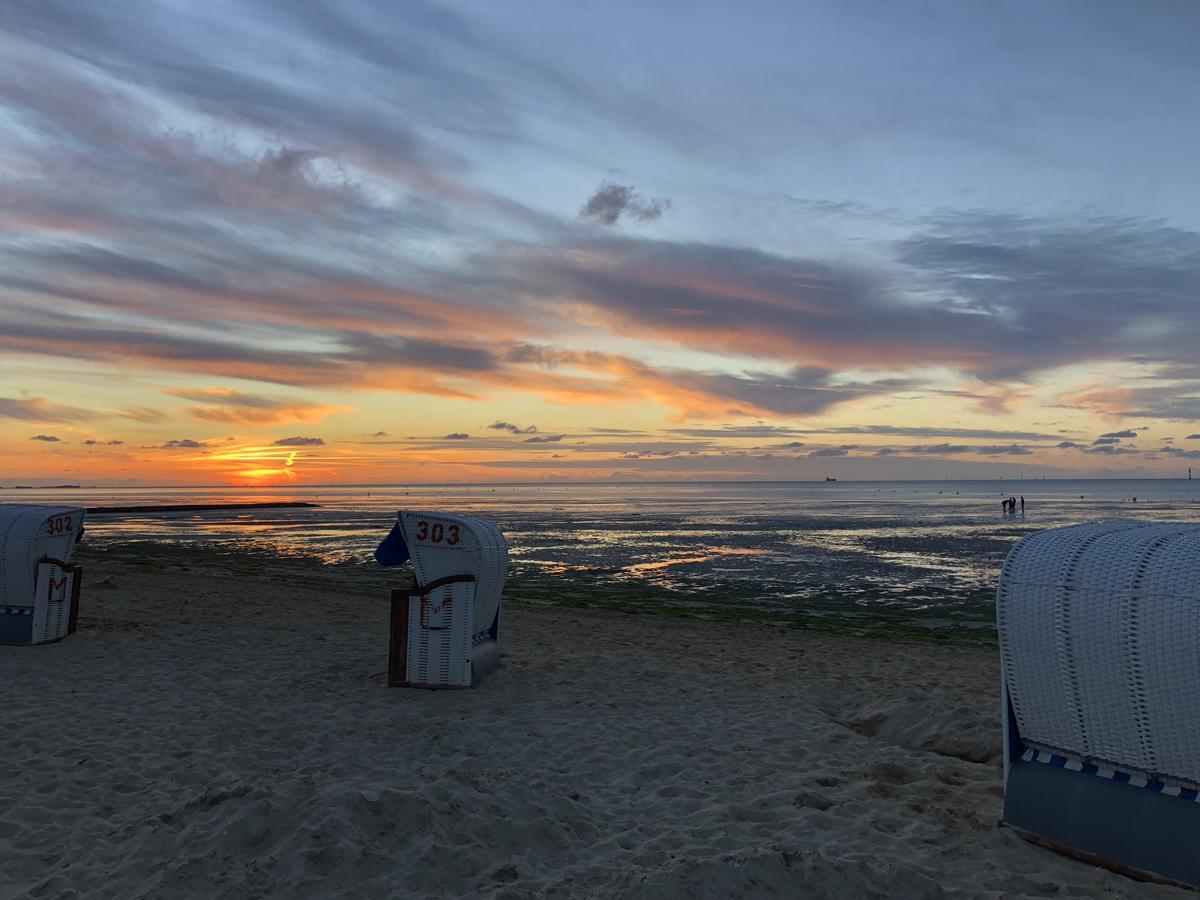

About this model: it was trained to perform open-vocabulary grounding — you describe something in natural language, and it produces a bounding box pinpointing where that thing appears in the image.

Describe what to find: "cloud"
[1056,440,1082,449]
[488,420,537,434]
[7,0,1200,441]
[504,213,1200,404]
[808,447,848,457]
[975,444,1034,456]
[667,425,805,438]
[1092,437,1121,445]
[115,406,168,423]
[579,182,671,226]
[82,439,124,446]
[17,148,1200,423]
[157,439,206,449]
[169,388,347,425]
[444,432,469,440]
[29,434,61,442]
[525,434,566,443]
[801,425,1069,441]
[857,442,1037,457]
[1189,434,1200,440]
[896,213,1200,382]
[521,355,908,420]
[901,443,973,455]
[0,396,94,423]
[369,431,388,438]
[272,436,324,446]
[1099,430,1138,439]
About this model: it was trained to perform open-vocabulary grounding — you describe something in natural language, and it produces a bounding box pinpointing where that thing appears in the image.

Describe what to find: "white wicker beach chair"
[376,510,507,688]
[997,521,1200,888]
[0,504,85,645]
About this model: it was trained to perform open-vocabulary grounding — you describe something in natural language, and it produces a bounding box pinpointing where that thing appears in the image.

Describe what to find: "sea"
[5,479,1199,630]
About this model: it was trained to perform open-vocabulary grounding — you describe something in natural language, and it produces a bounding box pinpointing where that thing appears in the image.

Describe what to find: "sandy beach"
[0,548,1177,899]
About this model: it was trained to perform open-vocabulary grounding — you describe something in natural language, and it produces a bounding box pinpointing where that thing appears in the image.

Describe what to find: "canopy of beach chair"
[997,521,1200,888]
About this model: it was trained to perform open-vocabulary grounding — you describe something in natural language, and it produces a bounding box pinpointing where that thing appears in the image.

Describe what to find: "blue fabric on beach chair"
[373,521,410,567]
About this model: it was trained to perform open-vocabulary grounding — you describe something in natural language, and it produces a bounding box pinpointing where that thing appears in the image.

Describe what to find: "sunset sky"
[4,0,1200,485]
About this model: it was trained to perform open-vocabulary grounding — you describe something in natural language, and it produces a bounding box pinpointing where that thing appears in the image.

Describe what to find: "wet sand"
[0,550,1177,898]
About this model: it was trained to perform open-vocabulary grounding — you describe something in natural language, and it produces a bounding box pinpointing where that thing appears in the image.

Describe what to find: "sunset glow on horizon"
[4,1,1200,486]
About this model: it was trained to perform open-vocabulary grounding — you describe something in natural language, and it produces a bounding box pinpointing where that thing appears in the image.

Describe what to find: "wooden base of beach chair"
[387,589,410,687]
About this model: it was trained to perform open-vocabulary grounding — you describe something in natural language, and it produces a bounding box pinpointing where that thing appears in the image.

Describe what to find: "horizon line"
[1,475,1197,490]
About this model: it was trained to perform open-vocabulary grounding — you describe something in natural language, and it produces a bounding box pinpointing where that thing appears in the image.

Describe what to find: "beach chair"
[997,522,1200,888]
[0,505,85,645]
[375,510,507,688]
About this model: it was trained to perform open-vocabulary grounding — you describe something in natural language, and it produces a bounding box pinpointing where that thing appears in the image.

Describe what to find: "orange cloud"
[1059,386,1138,418]
[167,387,350,425]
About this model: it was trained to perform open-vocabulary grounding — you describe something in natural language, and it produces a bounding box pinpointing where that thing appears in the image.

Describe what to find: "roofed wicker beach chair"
[375,509,507,688]
[998,521,1200,888]
[0,504,85,645]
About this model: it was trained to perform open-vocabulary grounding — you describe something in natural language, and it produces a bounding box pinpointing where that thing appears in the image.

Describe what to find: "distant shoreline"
[85,501,319,514]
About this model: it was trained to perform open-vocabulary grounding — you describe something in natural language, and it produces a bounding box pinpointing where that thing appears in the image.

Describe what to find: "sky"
[4,0,1200,485]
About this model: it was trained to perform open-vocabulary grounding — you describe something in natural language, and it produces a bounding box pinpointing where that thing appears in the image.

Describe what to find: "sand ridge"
[0,553,1178,898]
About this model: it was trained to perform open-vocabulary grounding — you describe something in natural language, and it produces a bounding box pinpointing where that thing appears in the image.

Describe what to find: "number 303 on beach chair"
[374,510,507,689]
[0,505,85,646]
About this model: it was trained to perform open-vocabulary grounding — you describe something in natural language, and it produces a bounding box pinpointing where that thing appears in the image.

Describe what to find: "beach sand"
[0,550,1177,898]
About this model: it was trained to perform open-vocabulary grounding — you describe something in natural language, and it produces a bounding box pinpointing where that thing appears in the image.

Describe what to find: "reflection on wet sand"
[622,547,769,575]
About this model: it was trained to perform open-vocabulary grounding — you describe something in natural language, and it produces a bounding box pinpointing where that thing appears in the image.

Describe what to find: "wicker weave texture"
[397,510,507,640]
[998,521,1200,785]
[0,504,85,608]
[407,579,473,687]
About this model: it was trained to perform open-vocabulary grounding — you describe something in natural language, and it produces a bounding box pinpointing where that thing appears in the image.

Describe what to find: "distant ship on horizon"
[824,476,837,482]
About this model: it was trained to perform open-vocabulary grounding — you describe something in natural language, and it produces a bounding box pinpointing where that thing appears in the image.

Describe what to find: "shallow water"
[7,479,1200,626]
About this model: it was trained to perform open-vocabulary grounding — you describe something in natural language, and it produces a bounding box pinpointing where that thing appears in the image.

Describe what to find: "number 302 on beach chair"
[374,510,507,689]
[0,505,85,646]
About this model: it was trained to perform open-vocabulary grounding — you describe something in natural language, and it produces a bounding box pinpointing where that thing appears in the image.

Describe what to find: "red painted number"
[415,519,459,545]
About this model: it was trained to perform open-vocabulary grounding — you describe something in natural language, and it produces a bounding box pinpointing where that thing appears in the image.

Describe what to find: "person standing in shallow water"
[1020,496,1025,514]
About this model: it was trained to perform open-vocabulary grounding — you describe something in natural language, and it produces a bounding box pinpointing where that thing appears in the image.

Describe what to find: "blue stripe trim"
[1021,746,1199,802]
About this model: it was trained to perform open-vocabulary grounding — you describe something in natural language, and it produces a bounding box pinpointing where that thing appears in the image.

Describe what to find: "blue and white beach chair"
[375,510,507,688]
[0,504,85,645]
[998,522,1200,888]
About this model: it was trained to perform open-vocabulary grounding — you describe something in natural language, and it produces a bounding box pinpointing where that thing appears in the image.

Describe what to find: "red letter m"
[47,576,70,603]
